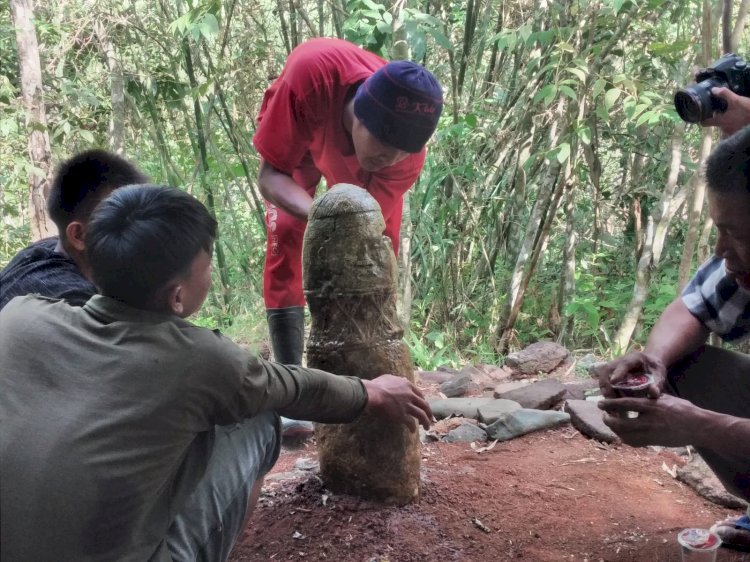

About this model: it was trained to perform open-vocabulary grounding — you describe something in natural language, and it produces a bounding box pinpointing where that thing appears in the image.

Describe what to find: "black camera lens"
[674,78,724,123]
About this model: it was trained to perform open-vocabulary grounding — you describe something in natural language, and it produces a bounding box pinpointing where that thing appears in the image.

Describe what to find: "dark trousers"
[668,345,750,503]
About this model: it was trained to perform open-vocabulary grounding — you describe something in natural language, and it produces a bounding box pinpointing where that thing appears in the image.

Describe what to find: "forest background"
[2,0,749,368]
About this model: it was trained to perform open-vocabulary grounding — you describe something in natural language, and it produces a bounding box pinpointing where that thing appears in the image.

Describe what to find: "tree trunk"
[614,123,686,352]
[557,182,577,346]
[676,131,712,291]
[495,97,568,353]
[94,20,125,155]
[10,0,53,241]
[390,0,413,328]
[183,40,232,313]
[730,0,750,51]
[678,0,714,291]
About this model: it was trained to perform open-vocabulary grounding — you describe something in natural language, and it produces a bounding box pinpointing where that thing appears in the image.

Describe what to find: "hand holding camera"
[674,53,750,136]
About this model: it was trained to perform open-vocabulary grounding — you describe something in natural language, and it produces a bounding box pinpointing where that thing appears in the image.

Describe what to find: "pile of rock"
[421,342,619,444]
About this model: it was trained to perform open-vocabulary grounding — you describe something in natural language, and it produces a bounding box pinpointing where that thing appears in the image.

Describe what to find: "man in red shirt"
[253,38,443,411]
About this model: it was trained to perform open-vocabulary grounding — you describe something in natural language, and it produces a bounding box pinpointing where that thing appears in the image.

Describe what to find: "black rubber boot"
[266,306,305,365]
[266,307,313,437]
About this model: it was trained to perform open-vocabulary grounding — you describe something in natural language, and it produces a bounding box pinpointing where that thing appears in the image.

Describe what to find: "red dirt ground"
[230,430,749,562]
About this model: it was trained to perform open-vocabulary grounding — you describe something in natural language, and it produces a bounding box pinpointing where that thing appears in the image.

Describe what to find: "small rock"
[477,399,523,425]
[493,380,530,396]
[485,409,570,441]
[416,370,456,384]
[429,397,495,420]
[266,470,307,482]
[294,457,320,471]
[505,341,570,378]
[437,365,459,375]
[563,380,600,401]
[564,400,620,443]
[419,427,439,443]
[576,353,600,372]
[495,379,566,410]
[677,455,749,509]
[440,374,472,397]
[432,416,472,434]
[444,422,487,443]
[460,364,512,390]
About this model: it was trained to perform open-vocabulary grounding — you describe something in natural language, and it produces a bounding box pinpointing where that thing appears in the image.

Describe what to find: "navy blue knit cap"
[354,60,443,153]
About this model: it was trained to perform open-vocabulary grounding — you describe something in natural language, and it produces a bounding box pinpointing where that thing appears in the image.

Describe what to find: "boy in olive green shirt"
[0,185,431,562]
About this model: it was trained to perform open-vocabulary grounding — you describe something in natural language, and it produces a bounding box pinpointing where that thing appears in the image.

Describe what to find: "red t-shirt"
[253,38,426,253]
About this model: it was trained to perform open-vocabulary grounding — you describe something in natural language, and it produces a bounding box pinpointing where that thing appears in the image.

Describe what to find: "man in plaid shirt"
[595,126,750,551]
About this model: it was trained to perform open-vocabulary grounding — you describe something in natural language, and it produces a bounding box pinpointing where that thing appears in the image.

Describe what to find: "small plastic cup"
[677,528,722,561]
[611,373,654,418]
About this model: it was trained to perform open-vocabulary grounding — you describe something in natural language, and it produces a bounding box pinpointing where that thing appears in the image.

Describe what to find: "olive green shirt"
[0,295,367,562]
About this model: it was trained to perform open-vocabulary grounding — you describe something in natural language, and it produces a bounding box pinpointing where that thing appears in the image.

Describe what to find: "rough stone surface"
[416,370,456,385]
[429,397,494,420]
[677,455,750,509]
[444,422,487,443]
[304,184,420,505]
[439,374,472,397]
[576,353,600,372]
[477,399,523,425]
[563,379,600,401]
[494,379,566,410]
[485,409,570,441]
[564,399,620,444]
[294,457,320,471]
[462,364,512,391]
[493,380,530,396]
[505,341,570,378]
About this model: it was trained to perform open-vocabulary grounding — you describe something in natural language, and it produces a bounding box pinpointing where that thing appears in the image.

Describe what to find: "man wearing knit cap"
[253,38,443,435]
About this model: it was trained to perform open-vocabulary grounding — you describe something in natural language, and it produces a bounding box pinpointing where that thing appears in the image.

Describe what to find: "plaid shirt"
[0,237,96,311]
[681,255,750,342]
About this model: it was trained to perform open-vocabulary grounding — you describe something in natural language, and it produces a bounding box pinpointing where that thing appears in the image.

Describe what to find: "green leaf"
[567,67,586,82]
[579,126,591,145]
[533,84,557,104]
[464,113,477,128]
[635,110,654,126]
[376,20,390,33]
[559,85,577,100]
[78,129,94,143]
[426,28,454,52]
[199,13,219,39]
[555,142,571,164]
[604,88,621,110]
[592,78,607,99]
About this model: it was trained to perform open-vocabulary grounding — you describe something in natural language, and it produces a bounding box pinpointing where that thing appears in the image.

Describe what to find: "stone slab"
[564,399,620,444]
[485,409,570,441]
[495,379,566,410]
[429,397,495,420]
[477,399,523,425]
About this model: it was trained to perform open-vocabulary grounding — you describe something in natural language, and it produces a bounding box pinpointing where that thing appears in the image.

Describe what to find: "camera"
[674,53,750,123]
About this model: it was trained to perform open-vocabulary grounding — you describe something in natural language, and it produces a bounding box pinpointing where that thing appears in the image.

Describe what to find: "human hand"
[598,394,699,447]
[363,374,433,432]
[699,87,750,137]
[592,351,666,399]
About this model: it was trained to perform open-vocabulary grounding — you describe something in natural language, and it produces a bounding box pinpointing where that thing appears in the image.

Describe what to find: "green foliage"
[2,0,746,366]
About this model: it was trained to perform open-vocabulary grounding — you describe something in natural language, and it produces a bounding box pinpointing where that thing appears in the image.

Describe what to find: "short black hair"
[85,185,217,309]
[705,125,750,195]
[47,149,149,239]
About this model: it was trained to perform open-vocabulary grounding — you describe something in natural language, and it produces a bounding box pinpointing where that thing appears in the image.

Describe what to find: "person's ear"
[65,221,86,252]
[166,283,185,316]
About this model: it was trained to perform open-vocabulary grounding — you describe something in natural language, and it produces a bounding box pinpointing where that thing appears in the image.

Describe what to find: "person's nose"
[714,231,729,258]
